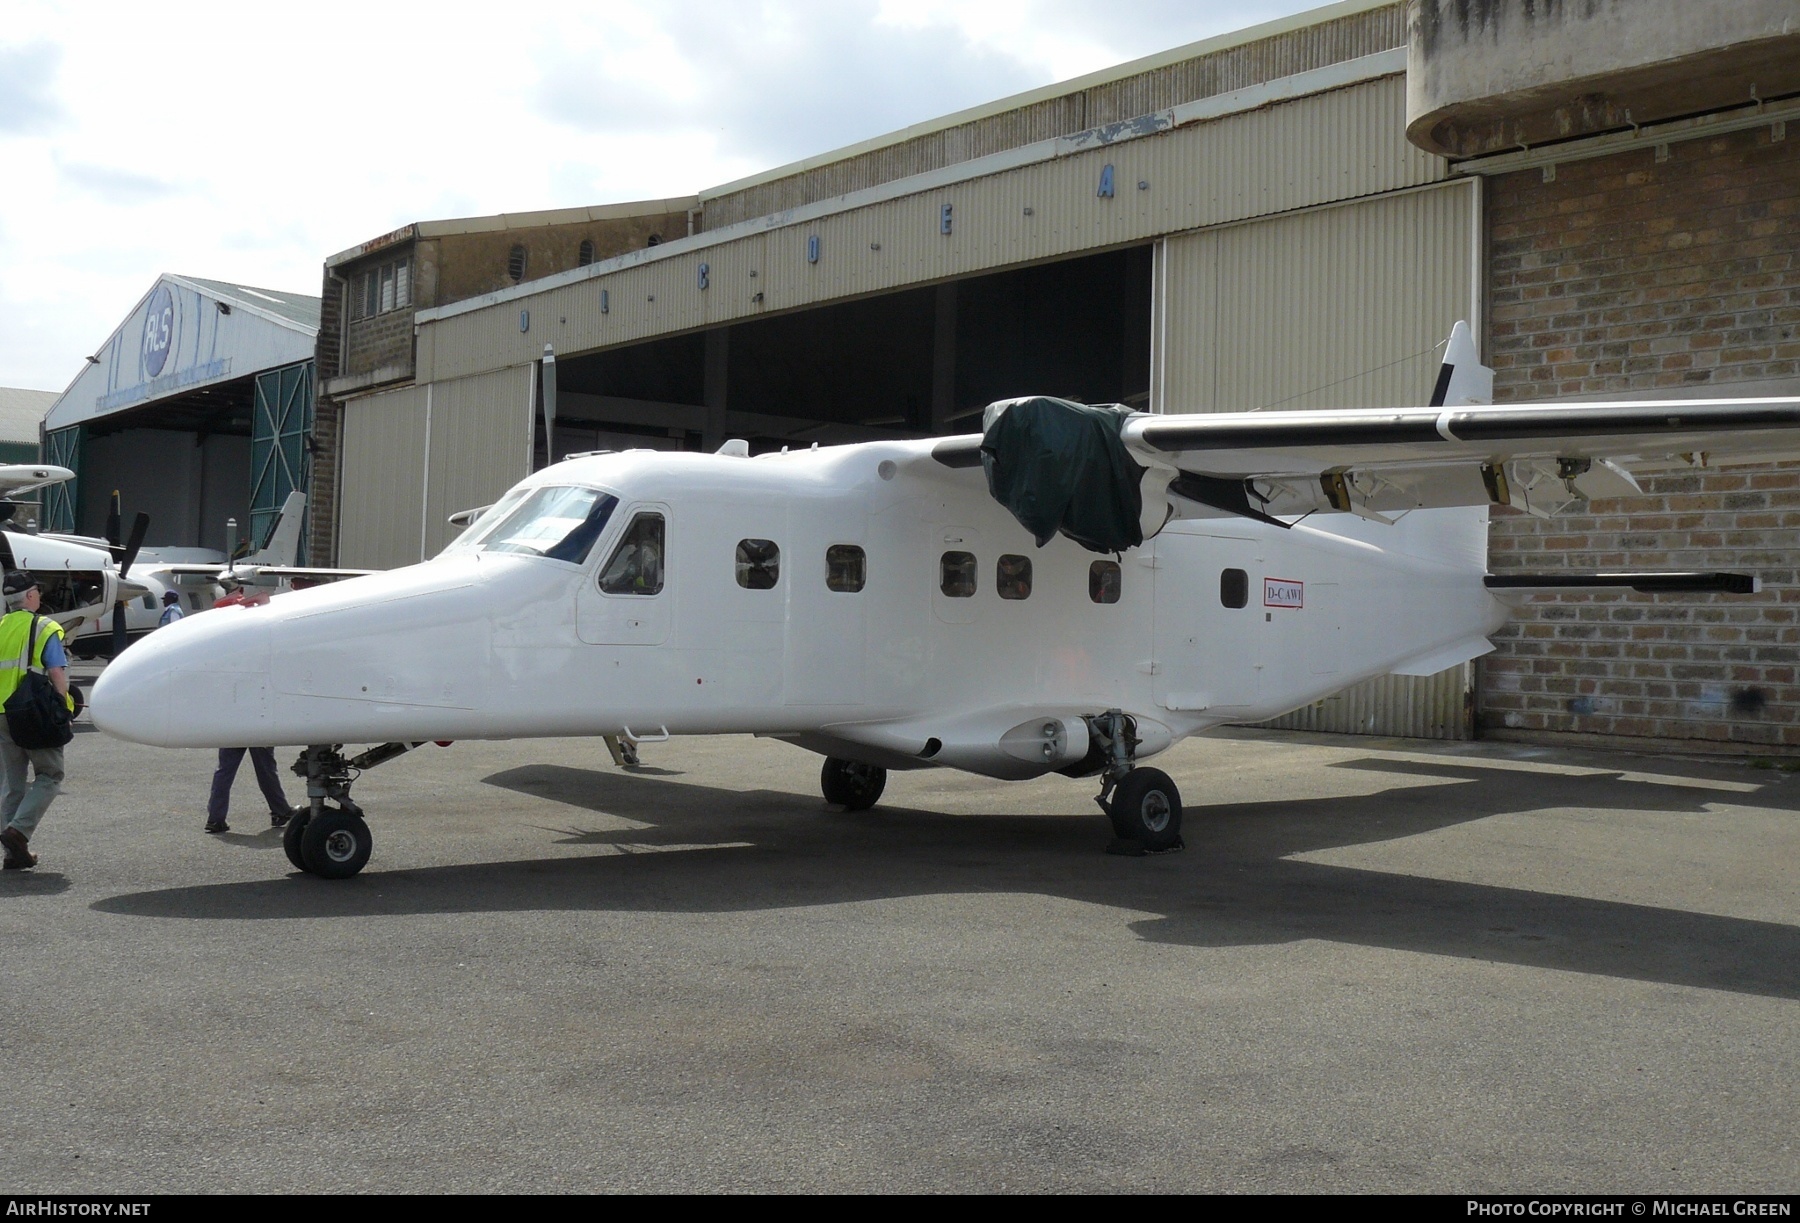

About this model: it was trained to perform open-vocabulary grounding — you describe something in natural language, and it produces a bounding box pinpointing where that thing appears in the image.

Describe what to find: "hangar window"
[599,513,665,595]
[483,485,619,563]
[508,244,527,283]
[1089,560,1121,604]
[1221,568,1249,609]
[940,551,977,598]
[736,539,779,589]
[351,256,411,319]
[996,554,1031,600]
[826,544,865,593]
[578,239,596,267]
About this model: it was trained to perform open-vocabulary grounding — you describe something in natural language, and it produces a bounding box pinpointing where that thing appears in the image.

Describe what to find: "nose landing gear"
[287,742,423,878]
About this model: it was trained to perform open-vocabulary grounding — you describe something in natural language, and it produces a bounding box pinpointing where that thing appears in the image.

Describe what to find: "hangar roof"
[700,0,1396,207]
[0,387,56,447]
[324,196,703,269]
[45,274,318,433]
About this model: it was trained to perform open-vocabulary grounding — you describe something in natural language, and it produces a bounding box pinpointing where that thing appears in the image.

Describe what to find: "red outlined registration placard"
[1264,577,1303,608]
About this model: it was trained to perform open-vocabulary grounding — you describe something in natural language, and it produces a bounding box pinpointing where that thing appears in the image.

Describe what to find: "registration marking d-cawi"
[1264,577,1303,609]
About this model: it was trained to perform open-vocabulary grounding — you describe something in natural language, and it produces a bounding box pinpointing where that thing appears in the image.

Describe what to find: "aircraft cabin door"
[1151,527,1262,714]
[783,503,866,706]
[577,505,672,645]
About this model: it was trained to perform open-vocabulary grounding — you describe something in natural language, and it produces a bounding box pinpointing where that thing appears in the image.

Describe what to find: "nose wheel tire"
[1108,767,1183,852]
[821,758,887,811]
[282,808,311,871]
[299,807,373,879]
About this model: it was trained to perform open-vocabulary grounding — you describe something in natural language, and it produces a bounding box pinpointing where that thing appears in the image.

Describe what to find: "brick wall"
[1480,124,1800,751]
[345,307,413,377]
[309,273,343,566]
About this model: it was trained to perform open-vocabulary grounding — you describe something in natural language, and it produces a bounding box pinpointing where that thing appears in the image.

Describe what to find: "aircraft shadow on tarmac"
[93,756,1800,1000]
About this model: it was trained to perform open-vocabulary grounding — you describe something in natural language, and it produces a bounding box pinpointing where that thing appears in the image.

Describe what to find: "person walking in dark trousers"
[206,747,298,834]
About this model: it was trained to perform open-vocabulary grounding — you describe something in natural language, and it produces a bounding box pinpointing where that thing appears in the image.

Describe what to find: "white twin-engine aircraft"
[92,324,1800,878]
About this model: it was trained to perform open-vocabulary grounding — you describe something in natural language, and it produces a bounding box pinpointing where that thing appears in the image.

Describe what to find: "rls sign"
[141,284,175,379]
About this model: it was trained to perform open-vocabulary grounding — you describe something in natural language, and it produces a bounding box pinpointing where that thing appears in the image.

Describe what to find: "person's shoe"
[269,808,290,829]
[204,822,229,835]
[1,826,37,870]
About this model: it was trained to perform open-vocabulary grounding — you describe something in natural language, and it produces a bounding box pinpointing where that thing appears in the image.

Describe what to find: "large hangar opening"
[43,276,318,555]
[543,245,1152,460]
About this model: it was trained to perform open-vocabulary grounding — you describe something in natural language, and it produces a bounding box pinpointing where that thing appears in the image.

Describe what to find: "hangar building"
[43,275,319,554]
[313,0,1800,754]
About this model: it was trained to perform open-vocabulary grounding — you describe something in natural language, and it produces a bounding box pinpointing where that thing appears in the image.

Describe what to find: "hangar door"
[338,367,534,569]
[1151,180,1481,738]
[339,385,427,571]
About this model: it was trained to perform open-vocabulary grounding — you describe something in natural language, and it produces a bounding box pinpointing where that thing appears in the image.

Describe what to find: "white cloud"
[0,0,1319,391]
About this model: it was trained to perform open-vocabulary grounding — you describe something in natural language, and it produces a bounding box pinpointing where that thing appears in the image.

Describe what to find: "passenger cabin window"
[736,539,779,589]
[940,551,977,598]
[826,544,865,593]
[481,486,618,563]
[141,594,155,610]
[1089,560,1121,604]
[1220,568,1249,609]
[598,513,665,595]
[996,554,1031,600]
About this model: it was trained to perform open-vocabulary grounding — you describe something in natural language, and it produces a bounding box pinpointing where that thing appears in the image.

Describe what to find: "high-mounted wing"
[0,465,75,500]
[930,319,1800,534]
[1123,396,1800,524]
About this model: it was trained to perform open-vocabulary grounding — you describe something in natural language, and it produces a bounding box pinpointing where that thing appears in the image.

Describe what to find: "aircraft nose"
[90,614,273,748]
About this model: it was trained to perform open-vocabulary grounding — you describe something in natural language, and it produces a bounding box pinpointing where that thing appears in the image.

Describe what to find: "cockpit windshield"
[468,485,619,563]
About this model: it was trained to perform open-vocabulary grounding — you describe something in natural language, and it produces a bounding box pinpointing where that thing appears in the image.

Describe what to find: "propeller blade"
[118,513,149,579]
[105,491,122,549]
[111,598,127,659]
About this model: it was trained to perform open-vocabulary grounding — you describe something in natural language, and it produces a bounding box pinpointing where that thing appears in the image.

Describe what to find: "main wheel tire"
[821,758,887,811]
[1108,768,1183,851]
[300,807,373,879]
[283,807,312,872]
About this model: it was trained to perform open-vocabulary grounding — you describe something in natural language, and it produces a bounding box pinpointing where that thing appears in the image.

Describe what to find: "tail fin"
[1429,320,1493,408]
[246,492,306,566]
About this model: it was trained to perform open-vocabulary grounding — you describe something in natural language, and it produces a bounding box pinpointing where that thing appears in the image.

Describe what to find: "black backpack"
[4,615,72,751]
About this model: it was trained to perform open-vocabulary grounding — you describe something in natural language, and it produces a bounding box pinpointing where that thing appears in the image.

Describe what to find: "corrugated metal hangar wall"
[334,0,1481,736]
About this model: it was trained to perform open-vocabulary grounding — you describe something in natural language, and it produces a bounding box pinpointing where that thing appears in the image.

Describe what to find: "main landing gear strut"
[1089,710,1183,855]
[286,742,422,879]
[814,710,1183,856]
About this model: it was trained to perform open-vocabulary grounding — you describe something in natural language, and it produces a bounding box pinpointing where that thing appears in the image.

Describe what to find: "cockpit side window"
[598,513,666,595]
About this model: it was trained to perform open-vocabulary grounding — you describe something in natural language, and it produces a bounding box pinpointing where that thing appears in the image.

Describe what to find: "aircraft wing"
[158,563,378,580]
[931,396,1800,524]
[237,566,379,579]
[0,465,75,499]
[1123,397,1800,521]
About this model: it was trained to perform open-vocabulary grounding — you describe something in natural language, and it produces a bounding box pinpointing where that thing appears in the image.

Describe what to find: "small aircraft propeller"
[109,508,150,659]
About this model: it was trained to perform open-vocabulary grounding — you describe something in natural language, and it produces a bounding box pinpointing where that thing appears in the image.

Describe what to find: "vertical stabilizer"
[1429,320,1494,407]
[247,492,306,566]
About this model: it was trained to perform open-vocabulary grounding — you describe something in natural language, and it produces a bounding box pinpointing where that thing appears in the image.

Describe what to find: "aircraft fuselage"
[91,440,1510,777]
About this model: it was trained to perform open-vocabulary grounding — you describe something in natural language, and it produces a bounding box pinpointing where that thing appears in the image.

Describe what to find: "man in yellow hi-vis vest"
[0,574,71,870]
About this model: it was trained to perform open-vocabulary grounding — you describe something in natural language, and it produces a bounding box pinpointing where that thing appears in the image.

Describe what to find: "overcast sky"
[0,0,1321,392]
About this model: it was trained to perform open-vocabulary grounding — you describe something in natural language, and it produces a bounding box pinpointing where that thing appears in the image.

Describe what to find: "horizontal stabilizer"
[1485,572,1759,595]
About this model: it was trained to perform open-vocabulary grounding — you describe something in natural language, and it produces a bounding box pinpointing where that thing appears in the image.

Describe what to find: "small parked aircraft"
[53,492,374,658]
[91,324,1800,878]
[0,464,159,643]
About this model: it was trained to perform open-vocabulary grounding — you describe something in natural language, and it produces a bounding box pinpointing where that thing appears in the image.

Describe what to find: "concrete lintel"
[325,362,415,400]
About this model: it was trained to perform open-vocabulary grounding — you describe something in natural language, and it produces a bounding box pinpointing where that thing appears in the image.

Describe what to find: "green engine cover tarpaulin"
[979,397,1145,554]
